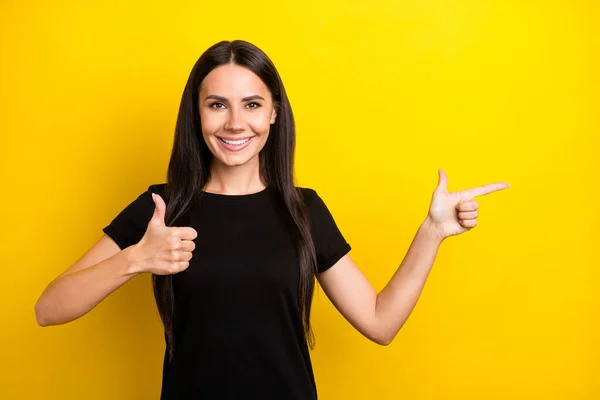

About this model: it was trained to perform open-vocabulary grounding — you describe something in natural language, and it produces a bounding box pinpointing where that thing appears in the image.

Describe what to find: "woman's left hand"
[426,169,510,240]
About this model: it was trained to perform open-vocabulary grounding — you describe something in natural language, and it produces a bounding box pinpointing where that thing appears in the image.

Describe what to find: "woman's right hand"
[132,193,198,275]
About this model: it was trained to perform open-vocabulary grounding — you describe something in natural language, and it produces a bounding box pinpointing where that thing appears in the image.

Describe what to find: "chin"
[215,155,258,167]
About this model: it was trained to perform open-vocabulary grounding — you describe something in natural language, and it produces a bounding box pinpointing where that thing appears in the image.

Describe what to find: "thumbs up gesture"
[426,169,510,240]
[133,193,198,275]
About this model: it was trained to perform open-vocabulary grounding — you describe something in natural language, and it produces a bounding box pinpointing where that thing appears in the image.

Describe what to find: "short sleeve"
[303,188,351,273]
[102,184,165,250]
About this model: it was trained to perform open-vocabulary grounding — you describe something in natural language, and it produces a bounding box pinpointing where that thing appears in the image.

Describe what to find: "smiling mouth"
[219,137,252,145]
[217,136,255,152]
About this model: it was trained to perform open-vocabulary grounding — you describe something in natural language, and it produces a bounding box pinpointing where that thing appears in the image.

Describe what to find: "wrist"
[122,244,146,276]
[421,216,445,244]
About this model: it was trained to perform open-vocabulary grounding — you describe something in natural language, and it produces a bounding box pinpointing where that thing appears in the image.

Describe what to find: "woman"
[35,40,509,399]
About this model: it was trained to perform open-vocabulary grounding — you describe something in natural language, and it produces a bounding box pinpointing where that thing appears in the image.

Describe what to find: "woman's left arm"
[317,169,510,345]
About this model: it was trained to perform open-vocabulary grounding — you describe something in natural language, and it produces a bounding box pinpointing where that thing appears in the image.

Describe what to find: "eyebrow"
[205,94,265,102]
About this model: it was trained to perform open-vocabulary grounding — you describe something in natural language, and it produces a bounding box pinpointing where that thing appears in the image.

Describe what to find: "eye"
[246,102,261,109]
[209,102,225,109]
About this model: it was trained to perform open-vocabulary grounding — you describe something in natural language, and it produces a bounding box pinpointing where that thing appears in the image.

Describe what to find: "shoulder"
[125,183,167,209]
[295,186,330,215]
[147,183,167,196]
[146,183,168,202]
[296,186,318,204]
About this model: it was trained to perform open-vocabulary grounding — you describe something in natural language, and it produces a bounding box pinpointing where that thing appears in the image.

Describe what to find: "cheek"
[200,111,223,135]
[248,113,272,135]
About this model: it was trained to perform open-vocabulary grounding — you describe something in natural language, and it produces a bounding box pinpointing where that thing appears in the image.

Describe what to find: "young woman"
[35,40,509,399]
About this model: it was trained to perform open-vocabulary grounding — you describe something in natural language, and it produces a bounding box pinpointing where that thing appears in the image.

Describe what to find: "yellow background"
[2,0,598,398]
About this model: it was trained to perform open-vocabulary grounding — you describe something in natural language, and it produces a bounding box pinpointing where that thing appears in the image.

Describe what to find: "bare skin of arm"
[35,193,196,326]
[317,218,441,345]
[35,235,143,326]
[317,171,509,345]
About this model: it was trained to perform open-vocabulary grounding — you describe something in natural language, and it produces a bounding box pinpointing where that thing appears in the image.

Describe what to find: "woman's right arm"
[34,234,145,326]
[35,192,196,327]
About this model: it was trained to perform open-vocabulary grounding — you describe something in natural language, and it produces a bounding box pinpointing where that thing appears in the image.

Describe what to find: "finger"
[170,250,193,262]
[435,169,448,193]
[179,251,193,262]
[170,261,189,274]
[150,193,167,226]
[458,211,478,220]
[178,261,190,271]
[459,219,478,228]
[457,200,478,212]
[460,182,510,200]
[179,240,196,252]
[170,227,198,240]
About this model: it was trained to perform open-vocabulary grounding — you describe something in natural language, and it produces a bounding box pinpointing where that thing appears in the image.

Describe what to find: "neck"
[204,156,265,195]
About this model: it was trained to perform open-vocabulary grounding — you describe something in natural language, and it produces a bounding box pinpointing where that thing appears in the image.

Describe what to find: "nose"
[224,107,245,132]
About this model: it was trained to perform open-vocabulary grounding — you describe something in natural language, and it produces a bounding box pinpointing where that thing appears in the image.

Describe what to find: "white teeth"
[221,138,250,146]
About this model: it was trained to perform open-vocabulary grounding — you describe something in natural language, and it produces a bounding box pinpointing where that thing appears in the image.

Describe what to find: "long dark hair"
[153,40,318,361]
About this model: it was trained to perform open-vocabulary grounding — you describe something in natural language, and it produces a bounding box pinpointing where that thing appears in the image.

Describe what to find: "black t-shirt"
[102,184,351,400]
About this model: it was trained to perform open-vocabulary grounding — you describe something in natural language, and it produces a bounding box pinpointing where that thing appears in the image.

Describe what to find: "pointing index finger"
[460,182,510,200]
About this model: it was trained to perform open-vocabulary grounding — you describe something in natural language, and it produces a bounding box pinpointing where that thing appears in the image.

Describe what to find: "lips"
[217,136,254,152]
[218,136,254,141]
[219,137,251,145]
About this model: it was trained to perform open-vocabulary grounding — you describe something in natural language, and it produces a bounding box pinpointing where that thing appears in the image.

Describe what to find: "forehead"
[200,64,270,99]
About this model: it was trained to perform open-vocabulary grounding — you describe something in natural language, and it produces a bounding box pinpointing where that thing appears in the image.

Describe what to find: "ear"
[270,105,277,125]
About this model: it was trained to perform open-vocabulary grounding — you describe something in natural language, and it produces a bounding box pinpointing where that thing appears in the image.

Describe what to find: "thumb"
[150,193,166,226]
[435,169,448,193]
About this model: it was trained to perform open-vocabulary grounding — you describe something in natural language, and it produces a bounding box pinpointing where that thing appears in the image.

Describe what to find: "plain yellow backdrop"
[1,0,598,399]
